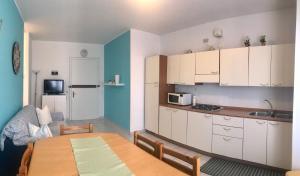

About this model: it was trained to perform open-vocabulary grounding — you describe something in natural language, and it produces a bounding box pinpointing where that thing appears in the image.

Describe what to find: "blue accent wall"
[104,31,130,130]
[0,0,24,130]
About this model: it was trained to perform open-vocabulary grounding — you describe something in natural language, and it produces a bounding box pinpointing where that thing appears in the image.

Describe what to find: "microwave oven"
[168,93,192,105]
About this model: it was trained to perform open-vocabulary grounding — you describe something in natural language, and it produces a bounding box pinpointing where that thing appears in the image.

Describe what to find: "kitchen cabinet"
[267,121,292,169]
[249,46,271,87]
[243,119,267,164]
[212,135,243,159]
[167,55,180,84]
[195,50,219,83]
[167,54,195,85]
[187,112,212,152]
[159,106,172,138]
[42,95,67,118]
[180,53,196,85]
[144,83,159,133]
[145,56,159,84]
[212,114,244,159]
[213,115,244,128]
[271,44,295,87]
[220,47,249,86]
[171,109,188,144]
[145,56,173,134]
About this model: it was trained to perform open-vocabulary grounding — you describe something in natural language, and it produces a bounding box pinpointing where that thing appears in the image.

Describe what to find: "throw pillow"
[36,106,52,125]
[28,123,53,140]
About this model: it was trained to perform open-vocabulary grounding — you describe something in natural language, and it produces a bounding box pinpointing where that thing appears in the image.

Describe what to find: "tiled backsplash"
[176,84,294,111]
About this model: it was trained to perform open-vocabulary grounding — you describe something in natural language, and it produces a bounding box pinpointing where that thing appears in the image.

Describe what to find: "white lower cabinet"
[171,109,188,144]
[243,119,267,164]
[187,112,212,152]
[158,107,292,169]
[212,135,243,159]
[267,121,292,169]
[159,106,172,138]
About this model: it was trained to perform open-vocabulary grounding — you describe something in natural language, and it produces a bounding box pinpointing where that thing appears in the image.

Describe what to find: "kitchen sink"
[249,111,292,119]
[248,111,271,117]
[272,111,293,119]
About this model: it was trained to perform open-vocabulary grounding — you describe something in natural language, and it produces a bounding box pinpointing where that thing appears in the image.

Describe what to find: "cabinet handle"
[260,83,269,87]
[223,137,231,142]
[211,71,219,74]
[204,114,212,118]
[272,83,283,87]
[269,122,279,126]
[256,121,266,125]
[223,127,231,131]
[223,116,231,121]
[220,83,229,86]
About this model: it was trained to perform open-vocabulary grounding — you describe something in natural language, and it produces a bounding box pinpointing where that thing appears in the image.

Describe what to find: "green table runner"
[70,137,134,176]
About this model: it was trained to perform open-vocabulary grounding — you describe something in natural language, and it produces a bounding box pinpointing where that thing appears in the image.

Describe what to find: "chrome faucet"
[264,99,273,114]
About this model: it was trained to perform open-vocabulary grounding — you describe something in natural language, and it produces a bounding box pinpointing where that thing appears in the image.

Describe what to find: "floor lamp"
[32,70,40,107]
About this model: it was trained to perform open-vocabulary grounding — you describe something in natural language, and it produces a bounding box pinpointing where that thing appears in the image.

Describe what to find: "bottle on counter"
[192,96,197,106]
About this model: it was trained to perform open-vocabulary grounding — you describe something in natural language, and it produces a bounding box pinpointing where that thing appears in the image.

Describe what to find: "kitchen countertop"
[160,104,293,123]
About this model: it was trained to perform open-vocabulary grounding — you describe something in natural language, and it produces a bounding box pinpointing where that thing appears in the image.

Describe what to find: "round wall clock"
[12,42,21,74]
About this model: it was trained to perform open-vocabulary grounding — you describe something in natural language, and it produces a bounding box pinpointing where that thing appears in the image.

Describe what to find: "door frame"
[69,57,100,120]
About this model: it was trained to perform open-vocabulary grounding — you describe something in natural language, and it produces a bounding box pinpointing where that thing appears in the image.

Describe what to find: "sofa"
[0,105,64,176]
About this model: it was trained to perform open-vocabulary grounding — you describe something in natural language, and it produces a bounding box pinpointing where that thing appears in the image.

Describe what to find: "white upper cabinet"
[220,47,249,86]
[180,53,196,85]
[167,55,181,84]
[243,119,267,164]
[249,46,271,87]
[167,54,195,85]
[195,50,219,83]
[271,44,295,87]
[267,121,292,169]
[145,56,159,84]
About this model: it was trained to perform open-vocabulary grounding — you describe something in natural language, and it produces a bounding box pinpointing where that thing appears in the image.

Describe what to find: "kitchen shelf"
[104,83,125,86]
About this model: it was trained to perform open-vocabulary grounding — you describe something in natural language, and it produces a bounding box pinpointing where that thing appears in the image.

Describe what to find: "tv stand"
[42,95,67,118]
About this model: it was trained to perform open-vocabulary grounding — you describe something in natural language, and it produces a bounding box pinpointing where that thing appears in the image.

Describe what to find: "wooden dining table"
[28,133,187,176]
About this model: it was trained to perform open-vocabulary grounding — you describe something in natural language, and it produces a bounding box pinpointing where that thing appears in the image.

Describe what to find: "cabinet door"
[249,46,271,87]
[42,96,55,112]
[167,55,180,84]
[196,50,219,75]
[220,48,249,86]
[187,112,212,152]
[271,44,295,87]
[145,84,159,133]
[267,121,292,169]
[243,119,267,164]
[54,95,67,118]
[145,56,159,84]
[171,109,188,144]
[159,106,172,138]
[179,53,195,85]
[212,135,243,159]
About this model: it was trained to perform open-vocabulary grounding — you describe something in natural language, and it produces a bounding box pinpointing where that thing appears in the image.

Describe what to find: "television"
[44,79,64,95]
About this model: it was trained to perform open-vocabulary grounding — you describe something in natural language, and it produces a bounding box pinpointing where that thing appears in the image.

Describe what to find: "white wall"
[161,8,296,110]
[292,2,300,170]
[31,40,104,118]
[161,8,296,55]
[130,29,160,132]
[23,32,30,106]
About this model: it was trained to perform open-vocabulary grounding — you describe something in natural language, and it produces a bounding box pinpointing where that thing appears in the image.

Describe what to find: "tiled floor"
[67,118,211,176]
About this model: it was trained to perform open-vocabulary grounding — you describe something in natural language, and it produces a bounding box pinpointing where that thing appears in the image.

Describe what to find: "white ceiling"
[16,0,296,44]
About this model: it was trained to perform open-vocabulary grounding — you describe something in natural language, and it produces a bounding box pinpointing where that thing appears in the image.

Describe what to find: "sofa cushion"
[0,105,39,150]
